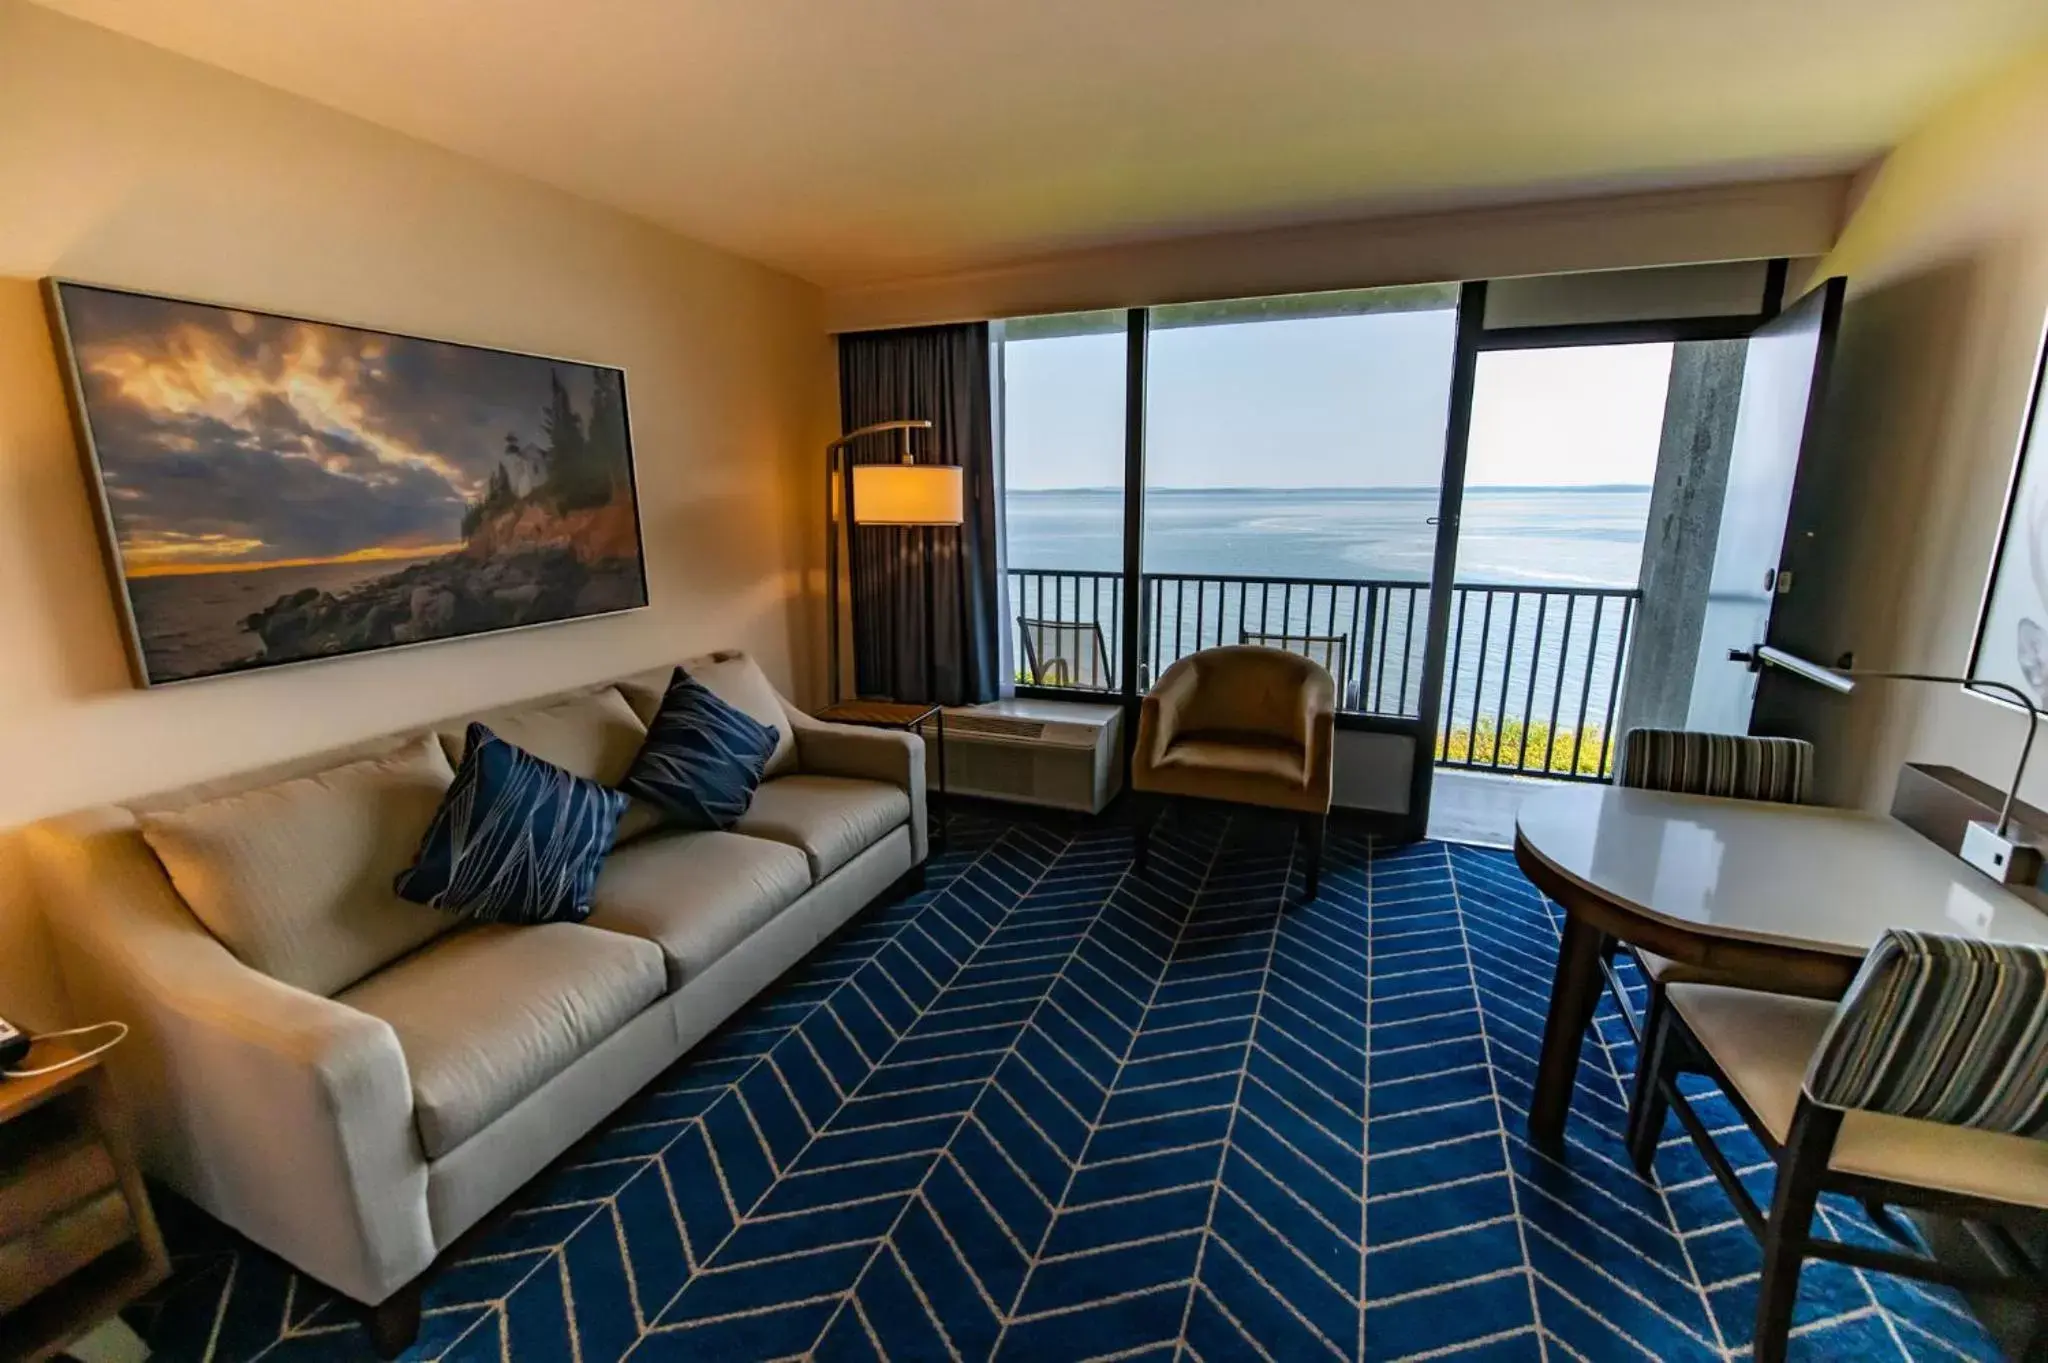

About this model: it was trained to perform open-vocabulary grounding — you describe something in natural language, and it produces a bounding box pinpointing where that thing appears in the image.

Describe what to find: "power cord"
[2,1021,130,1078]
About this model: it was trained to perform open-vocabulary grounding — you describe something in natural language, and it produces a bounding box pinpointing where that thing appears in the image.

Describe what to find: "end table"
[1,1036,168,1363]
[814,699,947,844]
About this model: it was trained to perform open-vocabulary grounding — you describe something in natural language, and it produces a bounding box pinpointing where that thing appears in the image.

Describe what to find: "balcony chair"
[1240,629,1349,711]
[1018,617,1113,690]
[1130,645,1335,901]
[1625,929,2048,1363]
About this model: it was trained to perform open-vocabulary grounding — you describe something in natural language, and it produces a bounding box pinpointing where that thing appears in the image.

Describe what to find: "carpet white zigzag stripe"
[132,807,2004,1362]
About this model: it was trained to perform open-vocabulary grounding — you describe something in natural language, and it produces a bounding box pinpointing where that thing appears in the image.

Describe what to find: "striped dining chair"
[1615,727,1814,804]
[1608,728,1817,1038]
[1626,930,2048,1363]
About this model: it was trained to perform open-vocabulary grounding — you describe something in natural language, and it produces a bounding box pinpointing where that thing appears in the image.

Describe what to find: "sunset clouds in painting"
[52,283,646,684]
[62,286,564,572]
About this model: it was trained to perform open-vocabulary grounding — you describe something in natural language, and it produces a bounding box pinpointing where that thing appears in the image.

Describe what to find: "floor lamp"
[825,420,964,703]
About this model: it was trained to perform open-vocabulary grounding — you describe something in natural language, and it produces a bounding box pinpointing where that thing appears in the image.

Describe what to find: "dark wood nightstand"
[814,700,948,842]
[1,1037,168,1363]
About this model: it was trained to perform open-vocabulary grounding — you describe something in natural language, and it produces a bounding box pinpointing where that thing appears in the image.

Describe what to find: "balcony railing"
[1008,567,1641,781]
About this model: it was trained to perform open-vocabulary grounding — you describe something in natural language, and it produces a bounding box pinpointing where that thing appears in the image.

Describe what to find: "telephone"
[0,1015,129,1079]
[0,1012,27,1070]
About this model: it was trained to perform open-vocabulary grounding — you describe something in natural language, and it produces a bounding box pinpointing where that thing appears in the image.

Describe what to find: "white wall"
[1774,46,2048,812]
[0,1,832,1025]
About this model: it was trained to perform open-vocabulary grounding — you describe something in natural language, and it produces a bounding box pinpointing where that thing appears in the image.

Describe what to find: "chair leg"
[365,1282,423,1358]
[1131,795,1154,876]
[1625,983,1672,1176]
[1753,1100,1842,1363]
[1301,812,1325,902]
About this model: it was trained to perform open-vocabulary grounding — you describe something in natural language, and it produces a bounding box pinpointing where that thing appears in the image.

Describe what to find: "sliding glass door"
[1435,342,1671,780]
[1139,289,1461,715]
[997,311,1129,692]
[993,285,1478,833]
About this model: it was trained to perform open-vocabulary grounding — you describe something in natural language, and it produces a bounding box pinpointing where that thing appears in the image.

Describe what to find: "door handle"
[1727,647,1762,672]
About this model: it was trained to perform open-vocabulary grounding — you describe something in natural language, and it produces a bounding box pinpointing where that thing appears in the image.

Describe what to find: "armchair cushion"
[395,724,627,925]
[620,669,780,831]
[1156,733,1307,786]
[736,775,913,880]
[338,921,666,1158]
[1669,983,2048,1210]
[139,735,459,997]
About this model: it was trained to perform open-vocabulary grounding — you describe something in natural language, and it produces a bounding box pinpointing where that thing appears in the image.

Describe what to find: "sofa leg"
[365,1283,422,1358]
[901,863,927,897]
[1301,812,1325,902]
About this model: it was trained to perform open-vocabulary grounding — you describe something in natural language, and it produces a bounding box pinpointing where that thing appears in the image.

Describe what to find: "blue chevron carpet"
[128,806,2007,1361]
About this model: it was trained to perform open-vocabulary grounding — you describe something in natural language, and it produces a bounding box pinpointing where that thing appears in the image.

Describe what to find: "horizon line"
[125,541,462,579]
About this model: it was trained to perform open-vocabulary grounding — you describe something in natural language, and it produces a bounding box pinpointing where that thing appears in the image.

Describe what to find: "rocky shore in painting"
[241,496,644,663]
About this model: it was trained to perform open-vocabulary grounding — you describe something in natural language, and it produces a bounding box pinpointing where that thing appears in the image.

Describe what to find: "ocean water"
[126,555,438,682]
[1005,485,1650,586]
[1003,486,1650,751]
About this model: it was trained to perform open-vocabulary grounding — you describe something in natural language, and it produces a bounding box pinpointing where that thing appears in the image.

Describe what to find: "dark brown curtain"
[838,323,1000,705]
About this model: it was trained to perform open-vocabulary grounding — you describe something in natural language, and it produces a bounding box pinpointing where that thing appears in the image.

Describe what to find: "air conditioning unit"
[929,698,1123,813]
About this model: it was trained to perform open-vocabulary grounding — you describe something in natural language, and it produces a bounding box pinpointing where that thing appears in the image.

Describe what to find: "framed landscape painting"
[1969,316,2048,708]
[45,281,648,686]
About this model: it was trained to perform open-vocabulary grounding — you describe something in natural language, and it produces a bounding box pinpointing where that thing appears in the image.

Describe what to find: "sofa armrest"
[788,717,929,862]
[25,809,433,1305]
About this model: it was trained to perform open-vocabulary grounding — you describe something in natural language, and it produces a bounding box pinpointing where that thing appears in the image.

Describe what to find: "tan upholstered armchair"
[1131,645,1336,899]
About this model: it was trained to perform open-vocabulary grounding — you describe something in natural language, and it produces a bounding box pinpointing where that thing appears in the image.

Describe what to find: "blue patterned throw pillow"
[395,723,627,924]
[620,668,780,830]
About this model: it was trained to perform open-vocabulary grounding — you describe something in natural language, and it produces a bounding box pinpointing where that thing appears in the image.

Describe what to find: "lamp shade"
[852,462,964,526]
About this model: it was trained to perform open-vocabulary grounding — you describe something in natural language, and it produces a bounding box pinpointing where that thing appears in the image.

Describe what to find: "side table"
[814,699,947,845]
[1,1037,168,1363]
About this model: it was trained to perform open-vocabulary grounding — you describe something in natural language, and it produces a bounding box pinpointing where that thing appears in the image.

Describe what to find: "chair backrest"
[1018,618,1112,690]
[1806,929,2048,1137]
[1241,631,1348,707]
[1616,728,1813,803]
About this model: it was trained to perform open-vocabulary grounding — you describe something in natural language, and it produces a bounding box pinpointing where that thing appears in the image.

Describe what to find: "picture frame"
[1966,312,2048,710]
[44,279,649,687]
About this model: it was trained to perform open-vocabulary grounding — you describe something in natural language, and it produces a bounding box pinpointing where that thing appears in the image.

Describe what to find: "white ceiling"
[34,0,2048,288]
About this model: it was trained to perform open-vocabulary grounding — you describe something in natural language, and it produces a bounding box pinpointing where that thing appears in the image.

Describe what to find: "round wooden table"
[1512,783,2048,1147]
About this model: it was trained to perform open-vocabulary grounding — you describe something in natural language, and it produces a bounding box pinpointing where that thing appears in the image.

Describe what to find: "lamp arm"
[1840,670,2038,836]
[828,419,933,453]
[1756,647,2040,836]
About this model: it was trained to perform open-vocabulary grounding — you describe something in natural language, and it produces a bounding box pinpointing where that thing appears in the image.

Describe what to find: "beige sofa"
[25,650,925,1352]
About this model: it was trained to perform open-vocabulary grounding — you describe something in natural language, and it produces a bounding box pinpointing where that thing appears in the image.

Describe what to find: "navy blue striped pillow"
[394,722,626,925]
[620,668,780,830]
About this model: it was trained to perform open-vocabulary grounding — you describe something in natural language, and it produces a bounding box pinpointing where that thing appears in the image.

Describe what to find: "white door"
[1686,278,1845,732]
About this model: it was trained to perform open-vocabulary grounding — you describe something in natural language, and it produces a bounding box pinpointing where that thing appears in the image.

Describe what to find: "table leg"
[1529,909,1609,1149]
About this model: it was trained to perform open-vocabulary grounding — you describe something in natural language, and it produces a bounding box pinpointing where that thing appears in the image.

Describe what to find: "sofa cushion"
[734,775,911,880]
[441,687,662,845]
[586,831,813,989]
[395,724,627,925]
[338,921,666,1158]
[437,687,646,785]
[139,735,458,997]
[620,652,797,780]
[621,669,780,831]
